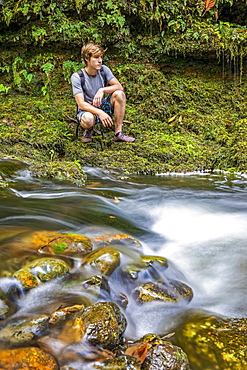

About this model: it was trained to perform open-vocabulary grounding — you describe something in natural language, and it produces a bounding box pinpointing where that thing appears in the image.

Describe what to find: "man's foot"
[82,129,93,143]
[114,132,135,143]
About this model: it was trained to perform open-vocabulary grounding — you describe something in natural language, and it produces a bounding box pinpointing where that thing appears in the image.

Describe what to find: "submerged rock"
[132,279,193,304]
[83,355,142,369]
[122,255,168,282]
[174,313,247,370]
[13,257,70,289]
[0,299,9,318]
[81,302,127,349]
[0,346,58,370]
[49,304,85,325]
[93,233,142,252]
[0,315,49,346]
[82,247,120,276]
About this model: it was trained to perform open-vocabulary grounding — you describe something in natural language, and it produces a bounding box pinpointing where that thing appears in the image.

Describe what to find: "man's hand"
[98,110,114,127]
[93,88,104,107]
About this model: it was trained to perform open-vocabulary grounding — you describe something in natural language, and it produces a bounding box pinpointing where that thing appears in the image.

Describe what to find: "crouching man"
[71,42,135,143]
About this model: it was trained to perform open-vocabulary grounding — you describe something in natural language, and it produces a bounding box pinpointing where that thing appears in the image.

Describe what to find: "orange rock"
[0,347,58,370]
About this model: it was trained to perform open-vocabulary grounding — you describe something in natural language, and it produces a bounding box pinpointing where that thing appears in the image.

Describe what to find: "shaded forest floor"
[0,57,247,185]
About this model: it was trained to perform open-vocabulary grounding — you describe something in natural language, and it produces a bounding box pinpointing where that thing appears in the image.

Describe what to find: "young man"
[71,42,135,143]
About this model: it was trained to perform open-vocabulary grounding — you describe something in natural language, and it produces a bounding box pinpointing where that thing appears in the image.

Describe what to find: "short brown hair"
[81,42,106,65]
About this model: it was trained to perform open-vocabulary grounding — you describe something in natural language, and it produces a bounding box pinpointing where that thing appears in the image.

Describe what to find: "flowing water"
[1,159,247,364]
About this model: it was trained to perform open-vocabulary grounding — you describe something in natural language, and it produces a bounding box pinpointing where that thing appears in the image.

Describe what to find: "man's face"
[87,53,103,71]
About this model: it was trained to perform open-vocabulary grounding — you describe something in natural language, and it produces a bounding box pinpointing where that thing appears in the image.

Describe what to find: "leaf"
[124,343,149,363]
[201,0,216,16]
[167,114,177,123]
[178,115,183,124]
[85,182,102,188]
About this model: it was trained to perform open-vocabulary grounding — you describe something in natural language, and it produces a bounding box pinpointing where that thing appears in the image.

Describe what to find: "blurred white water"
[147,200,247,318]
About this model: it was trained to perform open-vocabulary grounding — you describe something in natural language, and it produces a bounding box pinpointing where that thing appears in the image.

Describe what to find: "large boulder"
[174,312,247,370]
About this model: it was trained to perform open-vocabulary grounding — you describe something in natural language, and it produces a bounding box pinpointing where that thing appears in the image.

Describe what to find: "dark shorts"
[77,94,113,124]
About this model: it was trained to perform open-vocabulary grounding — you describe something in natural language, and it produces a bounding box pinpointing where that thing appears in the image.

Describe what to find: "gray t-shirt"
[71,65,115,105]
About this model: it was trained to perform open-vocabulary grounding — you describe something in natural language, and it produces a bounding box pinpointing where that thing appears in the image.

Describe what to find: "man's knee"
[81,112,94,129]
[111,90,126,104]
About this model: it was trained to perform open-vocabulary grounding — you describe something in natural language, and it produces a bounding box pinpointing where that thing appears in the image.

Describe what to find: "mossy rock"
[13,257,70,289]
[82,247,120,276]
[81,302,127,349]
[0,347,58,370]
[132,279,193,304]
[32,230,93,255]
[29,160,86,187]
[174,313,247,370]
[0,315,49,346]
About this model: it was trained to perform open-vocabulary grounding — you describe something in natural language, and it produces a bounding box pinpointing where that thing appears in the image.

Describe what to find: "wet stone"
[49,304,85,325]
[13,257,70,289]
[81,302,127,349]
[82,247,120,276]
[0,315,49,346]
[175,313,247,370]
[80,275,110,294]
[132,279,193,304]
[140,255,168,268]
[0,347,58,370]
[142,341,190,370]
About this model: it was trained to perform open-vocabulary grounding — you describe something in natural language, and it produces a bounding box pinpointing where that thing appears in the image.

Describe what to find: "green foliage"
[1,0,246,60]
[0,0,246,95]
[0,84,11,93]
[62,60,82,82]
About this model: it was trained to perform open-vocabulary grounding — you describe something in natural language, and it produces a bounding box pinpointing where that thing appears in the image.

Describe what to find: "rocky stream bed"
[0,229,247,369]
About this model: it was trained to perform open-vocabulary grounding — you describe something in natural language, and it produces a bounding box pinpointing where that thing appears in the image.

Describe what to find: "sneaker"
[82,129,93,143]
[114,132,135,143]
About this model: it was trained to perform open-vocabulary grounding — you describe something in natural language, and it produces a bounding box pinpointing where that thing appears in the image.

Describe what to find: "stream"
[1,159,247,367]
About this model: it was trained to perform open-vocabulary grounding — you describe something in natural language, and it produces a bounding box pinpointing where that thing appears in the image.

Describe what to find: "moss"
[0,60,247,177]
[52,243,67,254]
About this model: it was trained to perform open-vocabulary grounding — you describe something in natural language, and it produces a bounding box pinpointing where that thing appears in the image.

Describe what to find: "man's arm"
[74,93,114,127]
[93,77,123,107]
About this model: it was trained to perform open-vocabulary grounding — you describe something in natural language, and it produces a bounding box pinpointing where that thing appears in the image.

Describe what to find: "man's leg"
[111,90,135,142]
[110,90,126,134]
[80,112,95,143]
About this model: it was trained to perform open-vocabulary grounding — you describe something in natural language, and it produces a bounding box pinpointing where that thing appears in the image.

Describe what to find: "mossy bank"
[1,57,247,185]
